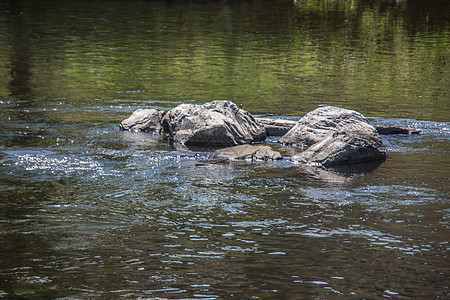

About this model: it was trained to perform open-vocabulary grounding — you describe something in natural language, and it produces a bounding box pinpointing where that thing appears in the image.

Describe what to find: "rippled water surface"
[0,0,449,299]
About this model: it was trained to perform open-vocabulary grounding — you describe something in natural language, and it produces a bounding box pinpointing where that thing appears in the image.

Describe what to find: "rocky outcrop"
[119,103,416,167]
[279,106,386,166]
[214,145,282,161]
[160,101,266,147]
[120,108,164,133]
[256,118,297,136]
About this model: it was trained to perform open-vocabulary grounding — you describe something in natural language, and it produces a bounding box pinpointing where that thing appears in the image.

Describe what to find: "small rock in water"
[214,144,282,161]
[120,108,164,133]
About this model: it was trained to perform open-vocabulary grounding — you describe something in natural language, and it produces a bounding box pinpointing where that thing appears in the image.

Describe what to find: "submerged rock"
[160,101,266,147]
[120,108,164,133]
[280,106,386,166]
[214,144,282,161]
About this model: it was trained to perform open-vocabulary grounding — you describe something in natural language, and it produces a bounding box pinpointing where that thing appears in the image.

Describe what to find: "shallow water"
[0,0,449,299]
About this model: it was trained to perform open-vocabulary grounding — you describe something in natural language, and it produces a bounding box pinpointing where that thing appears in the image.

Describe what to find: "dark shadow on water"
[295,159,384,185]
[327,159,385,176]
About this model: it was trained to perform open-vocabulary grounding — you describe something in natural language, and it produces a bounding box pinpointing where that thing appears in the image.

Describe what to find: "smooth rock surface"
[120,108,164,132]
[160,101,266,147]
[214,145,282,161]
[280,106,386,166]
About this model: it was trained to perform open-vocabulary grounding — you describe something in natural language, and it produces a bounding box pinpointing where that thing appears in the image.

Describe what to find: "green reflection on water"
[0,0,448,122]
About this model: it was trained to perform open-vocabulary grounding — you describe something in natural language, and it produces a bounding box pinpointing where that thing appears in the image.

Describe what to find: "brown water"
[0,0,449,299]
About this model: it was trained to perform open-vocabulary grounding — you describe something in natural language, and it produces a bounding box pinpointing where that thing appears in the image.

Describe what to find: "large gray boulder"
[120,108,164,133]
[160,101,266,147]
[279,106,386,166]
[279,106,369,149]
[292,125,387,166]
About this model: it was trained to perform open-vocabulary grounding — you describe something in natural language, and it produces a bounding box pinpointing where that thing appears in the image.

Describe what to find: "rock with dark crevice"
[256,118,297,136]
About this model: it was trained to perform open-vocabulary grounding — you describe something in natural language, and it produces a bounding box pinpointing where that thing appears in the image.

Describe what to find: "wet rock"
[279,106,368,149]
[256,118,297,136]
[160,101,266,147]
[292,128,387,166]
[120,108,164,133]
[214,145,282,161]
[279,106,386,166]
[375,125,421,135]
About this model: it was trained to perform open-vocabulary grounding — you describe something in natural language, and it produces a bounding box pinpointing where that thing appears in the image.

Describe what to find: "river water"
[0,0,449,299]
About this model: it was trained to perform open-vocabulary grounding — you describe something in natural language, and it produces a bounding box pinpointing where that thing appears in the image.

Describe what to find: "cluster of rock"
[120,100,417,167]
